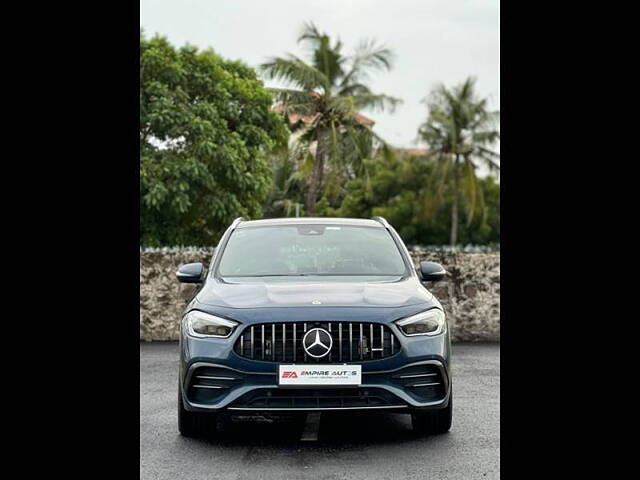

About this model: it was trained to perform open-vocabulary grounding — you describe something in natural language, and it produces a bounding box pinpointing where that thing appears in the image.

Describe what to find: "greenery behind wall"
[140,27,500,248]
[140,32,288,246]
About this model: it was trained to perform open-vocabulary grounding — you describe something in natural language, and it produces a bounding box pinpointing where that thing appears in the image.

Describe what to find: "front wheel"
[178,387,218,438]
[411,393,453,435]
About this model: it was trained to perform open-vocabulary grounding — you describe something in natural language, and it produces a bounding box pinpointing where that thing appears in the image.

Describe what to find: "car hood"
[195,276,434,309]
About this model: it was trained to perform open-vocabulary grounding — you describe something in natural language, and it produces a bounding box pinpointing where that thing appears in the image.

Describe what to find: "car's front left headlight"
[395,309,446,336]
[183,311,238,338]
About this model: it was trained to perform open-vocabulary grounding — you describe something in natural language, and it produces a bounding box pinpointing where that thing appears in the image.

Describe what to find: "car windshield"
[217,225,407,277]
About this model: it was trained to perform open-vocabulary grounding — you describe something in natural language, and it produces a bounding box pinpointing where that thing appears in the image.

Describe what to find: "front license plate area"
[278,365,362,386]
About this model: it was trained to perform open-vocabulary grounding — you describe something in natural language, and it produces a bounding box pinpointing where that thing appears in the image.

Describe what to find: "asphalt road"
[140,342,499,480]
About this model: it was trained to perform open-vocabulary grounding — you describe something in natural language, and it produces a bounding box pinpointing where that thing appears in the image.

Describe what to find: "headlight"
[183,311,238,338]
[395,309,446,336]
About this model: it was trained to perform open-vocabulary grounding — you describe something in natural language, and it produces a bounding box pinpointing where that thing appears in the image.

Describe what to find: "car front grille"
[233,321,400,363]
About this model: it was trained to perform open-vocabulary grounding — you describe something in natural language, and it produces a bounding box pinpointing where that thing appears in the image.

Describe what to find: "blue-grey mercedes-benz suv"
[177,217,452,437]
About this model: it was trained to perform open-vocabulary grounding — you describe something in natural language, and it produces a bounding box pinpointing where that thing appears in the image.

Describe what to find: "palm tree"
[417,77,499,246]
[262,22,400,214]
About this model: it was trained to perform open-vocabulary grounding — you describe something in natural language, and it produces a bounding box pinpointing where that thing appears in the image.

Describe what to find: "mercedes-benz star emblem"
[302,328,333,359]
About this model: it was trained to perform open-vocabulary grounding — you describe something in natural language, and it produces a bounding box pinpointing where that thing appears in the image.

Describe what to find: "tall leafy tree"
[334,151,500,245]
[417,77,499,246]
[140,32,288,246]
[261,22,400,214]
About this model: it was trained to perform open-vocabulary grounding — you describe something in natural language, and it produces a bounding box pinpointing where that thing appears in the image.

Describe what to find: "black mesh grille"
[233,322,399,363]
[229,387,403,409]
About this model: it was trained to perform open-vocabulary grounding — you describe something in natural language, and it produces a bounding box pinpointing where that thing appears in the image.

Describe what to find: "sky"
[140,0,499,151]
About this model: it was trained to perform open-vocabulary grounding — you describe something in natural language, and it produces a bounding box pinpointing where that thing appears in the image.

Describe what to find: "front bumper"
[180,323,451,413]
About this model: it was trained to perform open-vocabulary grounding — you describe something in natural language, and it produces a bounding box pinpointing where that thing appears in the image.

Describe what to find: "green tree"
[261,22,400,215]
[140,32,288,246]
[333,151,500,245]
[262,153,307,218]
[417,77,499,246]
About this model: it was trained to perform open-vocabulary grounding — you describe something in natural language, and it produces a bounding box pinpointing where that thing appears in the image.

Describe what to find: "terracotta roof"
[272,103,374,127]
[397,148,430,156]
[352,112,374,126]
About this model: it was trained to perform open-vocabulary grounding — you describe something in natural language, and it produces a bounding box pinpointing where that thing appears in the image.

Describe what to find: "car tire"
[178,387,218,437]
[411,393,453,435]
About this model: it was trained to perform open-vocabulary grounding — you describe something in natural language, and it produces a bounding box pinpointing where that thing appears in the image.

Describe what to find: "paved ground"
[140,342,499,480]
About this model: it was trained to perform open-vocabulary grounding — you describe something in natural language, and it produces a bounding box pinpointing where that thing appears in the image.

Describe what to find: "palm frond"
[267,87,317,117]
[351,93,401,113]
[476,146,500,172]
[328,96,356,116]
[261,56,331,93]
[336,82,371,97]
[297,22,324,45]
[340,39,394,86]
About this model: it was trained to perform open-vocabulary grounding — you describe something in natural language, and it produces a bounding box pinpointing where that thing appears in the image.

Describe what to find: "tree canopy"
[261,22,400,214]
[330,152,500,246]
[139,28,499,248]
[417,77,500,245]
[140,32,288,246]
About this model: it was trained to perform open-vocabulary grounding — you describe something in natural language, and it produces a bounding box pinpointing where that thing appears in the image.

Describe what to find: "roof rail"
[371,216,391,228]
[230,217,245,229]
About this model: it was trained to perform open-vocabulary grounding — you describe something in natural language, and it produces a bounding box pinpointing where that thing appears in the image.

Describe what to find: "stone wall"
[140,248,499,342]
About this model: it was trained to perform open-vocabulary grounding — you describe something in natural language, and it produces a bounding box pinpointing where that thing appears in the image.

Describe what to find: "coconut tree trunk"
[450,154,460,247]
[306,128,328,215]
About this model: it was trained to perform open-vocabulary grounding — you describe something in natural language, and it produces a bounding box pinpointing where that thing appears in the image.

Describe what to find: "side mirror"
[176,263,204,283]
[418,261,447,282]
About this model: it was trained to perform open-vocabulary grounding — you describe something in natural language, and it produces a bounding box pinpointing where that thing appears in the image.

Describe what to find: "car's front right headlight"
[183,311,238,338]
[395,309,446,336]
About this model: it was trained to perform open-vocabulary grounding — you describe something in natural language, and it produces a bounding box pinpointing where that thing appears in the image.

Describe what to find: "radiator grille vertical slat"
[328,323,332,361]
[261,325,265,360]
[240,334,244,356]
[293,323,296,362]
[303,323,307,362]
[380,325,384,358]
[272,324,276,361]
[370,324,374,359]
[338,323,342,361]
[359,323,363,360]
[251,326,254,359]
[349,324,353,361]
[391,330,394,354]
[282,323,286,361]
